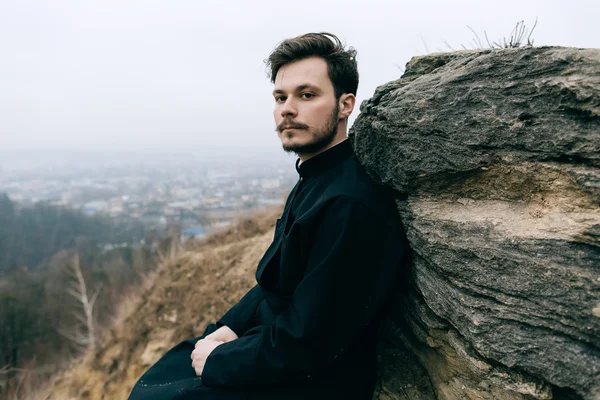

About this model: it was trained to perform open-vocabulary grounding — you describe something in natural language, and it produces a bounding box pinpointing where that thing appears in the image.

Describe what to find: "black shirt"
[287,139,354,228]
[203,138,410,396]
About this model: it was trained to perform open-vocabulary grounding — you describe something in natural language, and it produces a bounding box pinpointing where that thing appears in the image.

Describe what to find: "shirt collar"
[295,139,353,178]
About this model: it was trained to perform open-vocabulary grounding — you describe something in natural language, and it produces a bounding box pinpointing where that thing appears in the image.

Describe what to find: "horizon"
[0,143,286,154]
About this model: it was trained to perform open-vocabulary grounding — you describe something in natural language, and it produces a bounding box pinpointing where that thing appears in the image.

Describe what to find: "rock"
[350,47,600,399]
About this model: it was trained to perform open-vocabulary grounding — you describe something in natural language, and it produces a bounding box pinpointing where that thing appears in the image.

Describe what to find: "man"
[129,32,409,400]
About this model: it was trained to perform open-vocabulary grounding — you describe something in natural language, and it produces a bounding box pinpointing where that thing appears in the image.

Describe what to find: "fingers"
[191,352,205,376]
[191,350,202,376]
[196,337,220,348]
[195,338,225,349]
[191,359,203,376]
[192,339,225,377]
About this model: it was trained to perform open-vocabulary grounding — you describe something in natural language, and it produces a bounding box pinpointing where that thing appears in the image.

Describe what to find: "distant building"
[82,200,108,215]
[140,212,167,228]
[180,227,207,242]
[260,179,281,189]
[257,197,285,206]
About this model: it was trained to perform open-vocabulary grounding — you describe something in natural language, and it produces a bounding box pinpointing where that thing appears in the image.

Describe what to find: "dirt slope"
[40,209,279,400]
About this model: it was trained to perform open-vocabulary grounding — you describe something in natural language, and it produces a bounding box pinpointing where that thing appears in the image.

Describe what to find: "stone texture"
[350,47,600,399]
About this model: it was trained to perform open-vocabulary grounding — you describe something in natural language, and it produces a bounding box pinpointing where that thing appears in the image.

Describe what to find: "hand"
[204,325,238,343]
[191,339,223,376]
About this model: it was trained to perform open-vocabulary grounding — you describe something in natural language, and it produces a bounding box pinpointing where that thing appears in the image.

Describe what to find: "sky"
[0,0,598,153]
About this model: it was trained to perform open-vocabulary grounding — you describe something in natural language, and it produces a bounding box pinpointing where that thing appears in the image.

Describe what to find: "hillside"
[0,195,157,399]
[39,209,281,400]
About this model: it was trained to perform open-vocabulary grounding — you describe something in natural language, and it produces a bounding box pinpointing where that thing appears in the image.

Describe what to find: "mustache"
[276,121,309,132]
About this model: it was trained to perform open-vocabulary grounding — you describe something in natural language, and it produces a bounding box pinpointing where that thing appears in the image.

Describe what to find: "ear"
[338,93,356,120]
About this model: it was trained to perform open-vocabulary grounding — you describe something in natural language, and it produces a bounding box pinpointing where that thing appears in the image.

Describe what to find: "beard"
[279,103,340,156]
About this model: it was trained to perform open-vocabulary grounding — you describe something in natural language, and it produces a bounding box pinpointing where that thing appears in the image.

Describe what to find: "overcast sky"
[0,0,598,153]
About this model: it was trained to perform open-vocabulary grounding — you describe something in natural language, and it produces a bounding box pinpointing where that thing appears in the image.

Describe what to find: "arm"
[201,196,407,387]
[216,284,265,337]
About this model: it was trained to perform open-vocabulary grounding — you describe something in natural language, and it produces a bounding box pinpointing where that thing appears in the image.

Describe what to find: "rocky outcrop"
[350,47,600,399]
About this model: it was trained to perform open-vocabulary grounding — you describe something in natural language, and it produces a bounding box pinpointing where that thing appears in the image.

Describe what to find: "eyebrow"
[272,84,321,96]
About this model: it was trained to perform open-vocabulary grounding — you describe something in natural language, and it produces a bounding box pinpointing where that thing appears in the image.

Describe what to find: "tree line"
[0,193,169,399]
[0,193,148,274]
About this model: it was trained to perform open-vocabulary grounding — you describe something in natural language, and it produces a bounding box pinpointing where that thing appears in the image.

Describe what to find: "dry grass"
[433,19,539,54]
[188,206,283,251]
[32,209,280,400]
[472,19,538,49]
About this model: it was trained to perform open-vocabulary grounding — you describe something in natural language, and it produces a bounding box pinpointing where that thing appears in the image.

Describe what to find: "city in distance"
[0,146,298,242]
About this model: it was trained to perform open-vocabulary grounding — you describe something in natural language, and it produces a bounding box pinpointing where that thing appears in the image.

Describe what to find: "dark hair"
[265,32,358,100]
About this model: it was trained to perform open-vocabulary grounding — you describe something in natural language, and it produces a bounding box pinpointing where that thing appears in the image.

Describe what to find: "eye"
[300,92,314,99]
[275,96,286,103]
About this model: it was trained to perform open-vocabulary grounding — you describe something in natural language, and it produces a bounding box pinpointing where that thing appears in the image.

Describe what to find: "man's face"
[272,57,340,155]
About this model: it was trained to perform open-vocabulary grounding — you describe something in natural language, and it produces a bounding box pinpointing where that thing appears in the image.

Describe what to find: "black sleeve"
[201,196,406,387]
[216,284,265,337]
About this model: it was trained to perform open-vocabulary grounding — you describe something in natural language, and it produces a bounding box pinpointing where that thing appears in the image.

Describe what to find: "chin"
[281,136,307,150]
[281,141,306,154]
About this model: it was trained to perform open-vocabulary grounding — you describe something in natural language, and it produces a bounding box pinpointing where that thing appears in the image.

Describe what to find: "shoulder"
[321,155,396,216]
[293,154,401,230]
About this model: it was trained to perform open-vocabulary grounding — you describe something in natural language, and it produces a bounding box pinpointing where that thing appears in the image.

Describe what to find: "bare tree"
[155,230,181,265]
[58,253,102,350]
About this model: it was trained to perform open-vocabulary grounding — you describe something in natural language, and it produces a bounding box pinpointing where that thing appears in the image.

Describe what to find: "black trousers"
[129,324,377,400]
[129,323,252,400]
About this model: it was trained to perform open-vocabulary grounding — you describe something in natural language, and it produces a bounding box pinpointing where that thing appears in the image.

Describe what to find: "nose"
[279,97,297,119]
